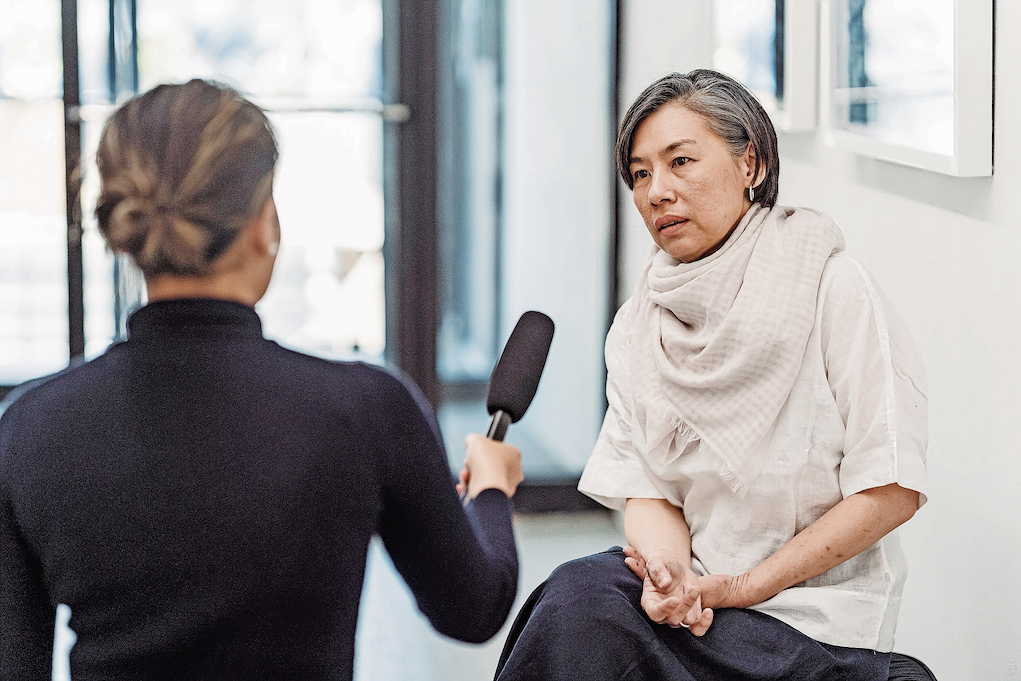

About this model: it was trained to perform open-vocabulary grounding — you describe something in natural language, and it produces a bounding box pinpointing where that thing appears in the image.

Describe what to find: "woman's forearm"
[702,483,919,609]
[624,498,693,566]
[624,498,715,634]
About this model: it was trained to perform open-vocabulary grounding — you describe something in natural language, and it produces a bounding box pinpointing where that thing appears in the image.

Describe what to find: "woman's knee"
[540,547,642,609]
[496,548,658,680]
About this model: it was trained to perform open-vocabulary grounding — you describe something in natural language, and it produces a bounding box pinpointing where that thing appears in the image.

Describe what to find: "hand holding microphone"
[459,434,523,499]
[457,311,555,500]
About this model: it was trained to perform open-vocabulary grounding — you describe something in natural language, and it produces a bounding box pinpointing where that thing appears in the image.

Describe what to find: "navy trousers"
[495,548,890,681]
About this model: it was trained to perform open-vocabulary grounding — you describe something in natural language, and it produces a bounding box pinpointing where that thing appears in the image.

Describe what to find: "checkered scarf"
[621,204,845,495]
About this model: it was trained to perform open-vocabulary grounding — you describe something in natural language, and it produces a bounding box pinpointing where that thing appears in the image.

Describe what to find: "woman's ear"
[740,142,765,188]
[246,197,280,258]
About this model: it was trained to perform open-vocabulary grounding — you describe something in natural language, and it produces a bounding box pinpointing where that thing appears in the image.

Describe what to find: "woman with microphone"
[0,79,523,680]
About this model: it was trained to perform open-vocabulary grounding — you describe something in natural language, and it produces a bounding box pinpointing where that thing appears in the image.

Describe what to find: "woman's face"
[628,102,756,262]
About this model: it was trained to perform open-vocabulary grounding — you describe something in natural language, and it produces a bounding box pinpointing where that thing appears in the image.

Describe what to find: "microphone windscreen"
[486,311,555,423]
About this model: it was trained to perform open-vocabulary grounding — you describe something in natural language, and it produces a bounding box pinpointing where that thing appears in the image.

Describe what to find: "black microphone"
[485,311,555,441]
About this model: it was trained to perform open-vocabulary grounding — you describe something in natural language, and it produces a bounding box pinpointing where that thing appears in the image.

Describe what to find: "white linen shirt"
[579,254,928,652]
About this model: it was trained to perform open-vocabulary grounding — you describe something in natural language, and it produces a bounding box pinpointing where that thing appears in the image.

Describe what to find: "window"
[436,0,617,491]
[0,1,68,387]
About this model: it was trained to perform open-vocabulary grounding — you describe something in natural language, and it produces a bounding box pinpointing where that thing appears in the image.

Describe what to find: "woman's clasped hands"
[623,546,713,635]
[623,546,761,636]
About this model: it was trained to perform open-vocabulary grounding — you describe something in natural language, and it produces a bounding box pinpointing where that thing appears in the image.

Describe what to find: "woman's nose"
[647,171,675,205]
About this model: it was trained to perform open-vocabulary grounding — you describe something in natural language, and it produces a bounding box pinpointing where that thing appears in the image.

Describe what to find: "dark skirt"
[495,547,890,681]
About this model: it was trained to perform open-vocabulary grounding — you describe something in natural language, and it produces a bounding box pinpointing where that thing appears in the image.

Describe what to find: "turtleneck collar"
[126,299,264,340]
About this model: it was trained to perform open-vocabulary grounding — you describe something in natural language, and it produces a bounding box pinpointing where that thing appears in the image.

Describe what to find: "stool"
[889,653,937,680]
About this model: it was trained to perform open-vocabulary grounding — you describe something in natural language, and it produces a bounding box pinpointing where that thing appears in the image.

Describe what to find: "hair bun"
[95,79,278,278]
[103,194,209,275]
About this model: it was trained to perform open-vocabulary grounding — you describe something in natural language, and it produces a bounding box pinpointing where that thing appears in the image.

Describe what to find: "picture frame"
[713,0,818,132]
[828,0,993,177]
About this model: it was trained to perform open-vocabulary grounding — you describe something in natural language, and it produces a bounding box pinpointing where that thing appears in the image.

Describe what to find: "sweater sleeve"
[0,409,57,679]
[370,369,518,643]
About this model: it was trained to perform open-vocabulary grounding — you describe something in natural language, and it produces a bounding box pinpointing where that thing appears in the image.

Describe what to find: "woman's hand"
[623,546,713,635]
[623,499,713,635]
[627,549,761,613]
[456,433,523,499]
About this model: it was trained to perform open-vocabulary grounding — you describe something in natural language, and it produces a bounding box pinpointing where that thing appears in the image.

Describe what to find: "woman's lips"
[655,216,688,236]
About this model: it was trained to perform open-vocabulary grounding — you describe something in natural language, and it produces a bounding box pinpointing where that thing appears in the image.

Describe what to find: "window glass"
[0,0,62,99]
[0,2,68,385]
[437,0,615,479]
[76,0,141,355]
[835,0,954,155]
[260,111,385,358]
[436,0,501,383]
[137,0,381,100]
[713,0,780,111]
[130,0,385,360]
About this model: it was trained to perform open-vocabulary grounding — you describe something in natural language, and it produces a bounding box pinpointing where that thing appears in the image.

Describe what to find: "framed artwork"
[829,0,993,176]
[713,0,818,132]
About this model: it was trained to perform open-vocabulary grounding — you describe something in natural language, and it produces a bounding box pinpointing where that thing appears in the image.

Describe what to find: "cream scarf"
[620,204,845,496]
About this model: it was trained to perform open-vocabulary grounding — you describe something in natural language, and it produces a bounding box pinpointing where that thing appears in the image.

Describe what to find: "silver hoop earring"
[748,186,756,203]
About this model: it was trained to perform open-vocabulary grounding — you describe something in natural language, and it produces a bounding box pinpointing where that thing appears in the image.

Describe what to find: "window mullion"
[62,0,85,361]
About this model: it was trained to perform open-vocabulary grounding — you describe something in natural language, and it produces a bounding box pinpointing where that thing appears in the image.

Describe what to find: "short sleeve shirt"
[579,254,928,652]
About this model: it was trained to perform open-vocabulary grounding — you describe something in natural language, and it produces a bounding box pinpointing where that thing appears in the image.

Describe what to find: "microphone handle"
[486,409,512,441]
[460,410,513,505]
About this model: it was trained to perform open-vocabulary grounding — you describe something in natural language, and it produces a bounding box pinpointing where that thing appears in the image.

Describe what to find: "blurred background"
[1,1,1017,679]
[0,0,614,499]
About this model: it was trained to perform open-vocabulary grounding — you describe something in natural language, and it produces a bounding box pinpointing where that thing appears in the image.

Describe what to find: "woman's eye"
[633,169,649,180]
[673,157,691,167]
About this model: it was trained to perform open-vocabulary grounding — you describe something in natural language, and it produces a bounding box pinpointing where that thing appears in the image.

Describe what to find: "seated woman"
[0,79,524,680]
[495,70,927,681]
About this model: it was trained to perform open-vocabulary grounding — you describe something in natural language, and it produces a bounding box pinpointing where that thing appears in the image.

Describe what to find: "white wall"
[501,0,615,473]
[619,1,1019,678]
[617,0,715,295]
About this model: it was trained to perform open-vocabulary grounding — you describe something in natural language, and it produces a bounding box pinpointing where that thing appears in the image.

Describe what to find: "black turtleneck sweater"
[0,299,517,680]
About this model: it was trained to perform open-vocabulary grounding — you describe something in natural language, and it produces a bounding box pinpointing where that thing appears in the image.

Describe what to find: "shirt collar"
[127,299,264,340]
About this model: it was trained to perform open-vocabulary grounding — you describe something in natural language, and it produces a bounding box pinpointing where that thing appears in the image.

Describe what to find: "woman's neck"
[144,273,261,307]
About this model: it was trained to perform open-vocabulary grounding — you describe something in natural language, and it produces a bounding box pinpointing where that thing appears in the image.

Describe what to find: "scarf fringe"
[674,413,752,497]
[697,439,752,497]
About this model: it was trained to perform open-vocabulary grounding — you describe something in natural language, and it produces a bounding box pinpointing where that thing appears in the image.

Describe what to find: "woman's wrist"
[623,498,694,569]
[466,476,514,499]
[699,569,773,610]
[735,567,777,607]
[642,549,693,571]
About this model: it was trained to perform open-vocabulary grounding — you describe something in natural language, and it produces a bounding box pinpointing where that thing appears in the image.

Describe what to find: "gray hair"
[615,69,779,208]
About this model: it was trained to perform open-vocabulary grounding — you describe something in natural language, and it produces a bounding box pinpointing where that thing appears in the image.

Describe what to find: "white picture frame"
[828,0,993,177]
[713,0,818,132]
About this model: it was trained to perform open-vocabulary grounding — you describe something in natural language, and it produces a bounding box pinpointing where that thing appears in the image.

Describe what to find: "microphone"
[485,311,555,441]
